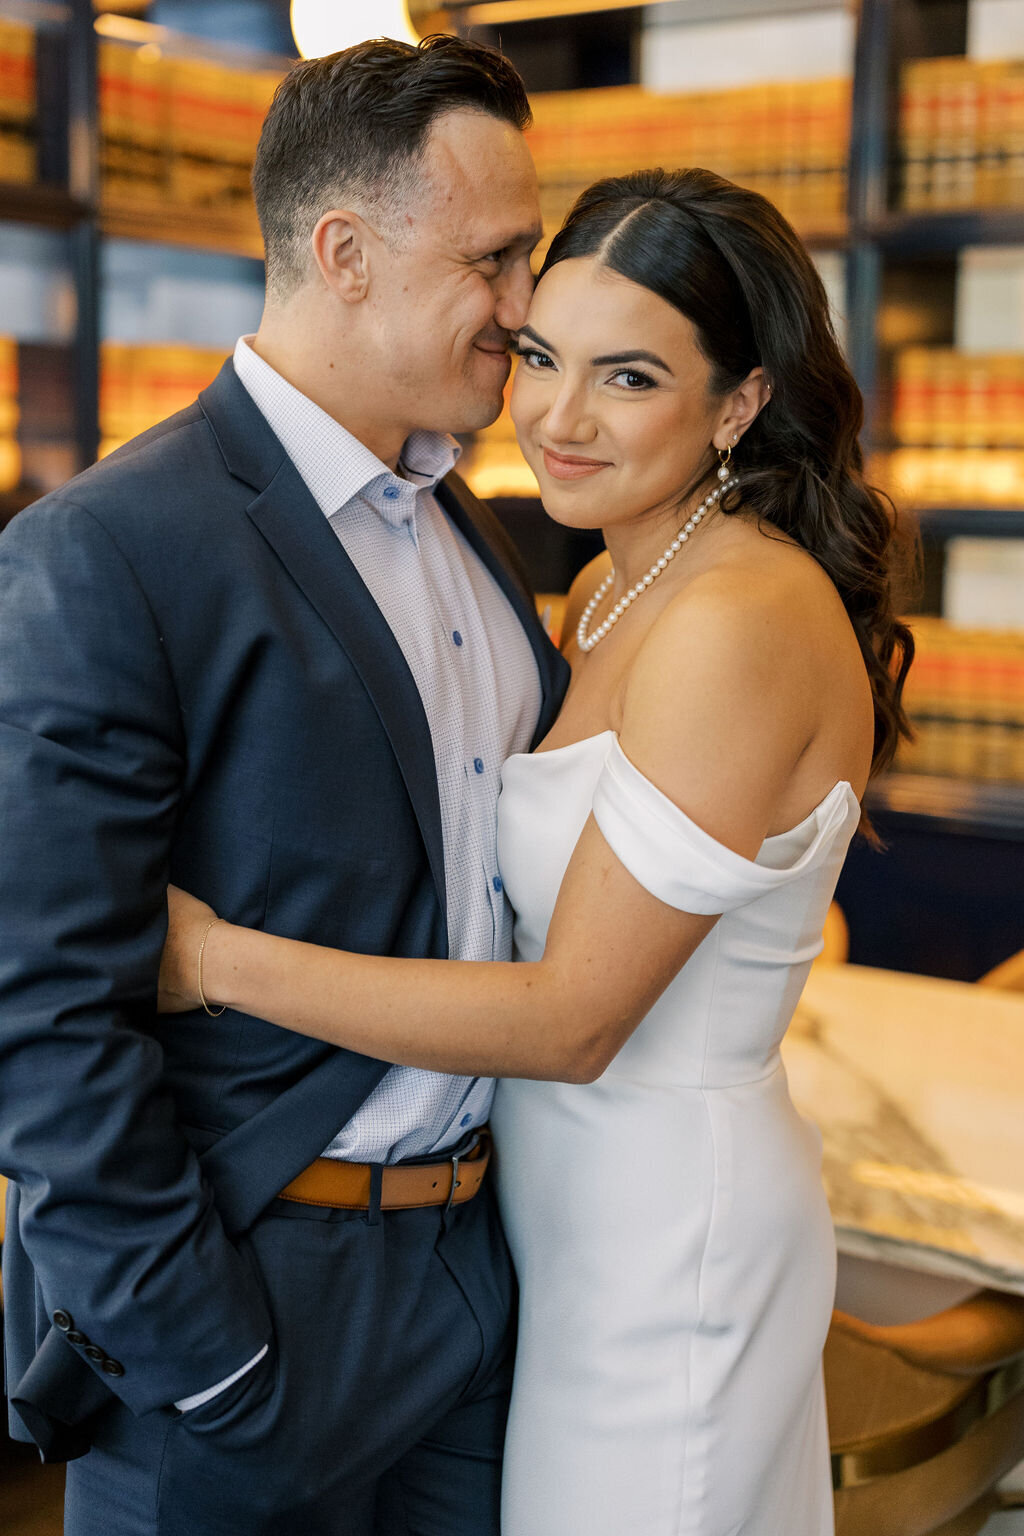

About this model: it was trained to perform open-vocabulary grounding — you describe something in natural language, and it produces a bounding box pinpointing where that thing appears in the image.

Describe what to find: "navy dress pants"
[64,1181,515,1535]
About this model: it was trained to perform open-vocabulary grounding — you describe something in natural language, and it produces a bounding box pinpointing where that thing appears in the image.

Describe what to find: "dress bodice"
[496,731,859,1089]
[493,730,850,1534]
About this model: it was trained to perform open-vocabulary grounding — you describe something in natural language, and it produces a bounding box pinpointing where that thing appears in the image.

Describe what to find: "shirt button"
[473,758,484,775]
[492,875,503,894]
[383,486,400,500]
[452,631,463,647]
[460,1113,473,1128]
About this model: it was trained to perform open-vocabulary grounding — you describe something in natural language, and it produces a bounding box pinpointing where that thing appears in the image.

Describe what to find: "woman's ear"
[311,209,374,304]
[712,367,772,452]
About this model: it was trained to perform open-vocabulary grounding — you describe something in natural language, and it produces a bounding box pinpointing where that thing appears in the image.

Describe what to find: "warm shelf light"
[290,0,420,58]
[454,0,667,21]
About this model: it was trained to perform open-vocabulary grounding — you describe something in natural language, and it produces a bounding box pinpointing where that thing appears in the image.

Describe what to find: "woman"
[160,168,913,1533]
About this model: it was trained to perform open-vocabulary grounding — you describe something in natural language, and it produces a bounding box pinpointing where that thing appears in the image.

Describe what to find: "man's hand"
[158,887,219,1013]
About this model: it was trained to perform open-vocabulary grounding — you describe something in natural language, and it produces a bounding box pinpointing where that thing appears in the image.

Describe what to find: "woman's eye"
[610,368,655,391]
[514,347,555,370]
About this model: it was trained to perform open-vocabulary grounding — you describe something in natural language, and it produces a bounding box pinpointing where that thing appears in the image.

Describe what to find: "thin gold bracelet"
[197,918,226,1018]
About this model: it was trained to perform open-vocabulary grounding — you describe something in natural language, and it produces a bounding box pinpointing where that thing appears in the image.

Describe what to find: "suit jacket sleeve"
[0,497,271,1419]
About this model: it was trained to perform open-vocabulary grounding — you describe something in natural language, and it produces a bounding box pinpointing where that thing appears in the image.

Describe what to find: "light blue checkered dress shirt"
[233,337,541,1164]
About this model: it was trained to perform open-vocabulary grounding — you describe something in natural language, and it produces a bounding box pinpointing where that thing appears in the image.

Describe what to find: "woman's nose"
[543,384,596,446]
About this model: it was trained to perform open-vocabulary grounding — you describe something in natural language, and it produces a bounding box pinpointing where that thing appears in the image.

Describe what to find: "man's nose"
[493,256,536,333]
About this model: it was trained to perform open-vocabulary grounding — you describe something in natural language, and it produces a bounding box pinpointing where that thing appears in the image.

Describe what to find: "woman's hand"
[158,886,219,1013]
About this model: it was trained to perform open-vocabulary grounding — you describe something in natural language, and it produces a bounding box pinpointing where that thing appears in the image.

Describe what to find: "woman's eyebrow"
[517,325,557,353]
[517,327,674,376]
[591,349,673,374]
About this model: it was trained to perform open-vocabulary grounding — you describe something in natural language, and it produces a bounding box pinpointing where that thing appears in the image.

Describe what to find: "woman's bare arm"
[163,574,848,1082]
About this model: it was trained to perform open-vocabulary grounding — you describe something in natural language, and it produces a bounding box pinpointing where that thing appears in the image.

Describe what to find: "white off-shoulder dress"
[491,731,859,1536]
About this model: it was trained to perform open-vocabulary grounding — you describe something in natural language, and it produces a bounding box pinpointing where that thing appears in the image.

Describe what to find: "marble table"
[782,963,1024,1296]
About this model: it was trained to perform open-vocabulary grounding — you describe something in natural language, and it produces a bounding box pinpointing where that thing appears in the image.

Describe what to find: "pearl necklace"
[576,476,738,653]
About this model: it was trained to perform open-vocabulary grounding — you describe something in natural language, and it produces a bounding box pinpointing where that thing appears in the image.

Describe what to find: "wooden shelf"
[915,507,1024,540]
[100,197,264,261]
[0,188,265,260]
[0,180,88,229]
[867,772,1024,839]
[869,208,1024,256]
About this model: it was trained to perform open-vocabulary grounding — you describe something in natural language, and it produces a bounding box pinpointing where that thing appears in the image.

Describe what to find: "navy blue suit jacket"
[0,360,569,1461]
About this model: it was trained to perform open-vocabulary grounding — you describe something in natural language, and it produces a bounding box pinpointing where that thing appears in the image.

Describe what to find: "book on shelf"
[99,342,228,455]
[99,39,279,219]
[527,77,850,244]
[879,446,1024,507]
[897,616,1024,784]
[0,335,20,492]
[892,348,1024,450]
[0,17,36,186]
[884,348,1024,504]
[900,55,1024,211]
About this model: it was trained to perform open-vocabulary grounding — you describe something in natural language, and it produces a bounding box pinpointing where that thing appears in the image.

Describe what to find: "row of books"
[527,79,850,240]
[100,41,279,212]
[900,56,1024,211]
[99,342,228,454]
[878,448,1024,507]
[0,18,36,185]
[892,349,1024,449]
[0,336,20,492]
[896,617,1024,783]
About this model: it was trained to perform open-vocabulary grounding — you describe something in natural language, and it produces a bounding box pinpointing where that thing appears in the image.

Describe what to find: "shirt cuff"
[173,1344,268,1413]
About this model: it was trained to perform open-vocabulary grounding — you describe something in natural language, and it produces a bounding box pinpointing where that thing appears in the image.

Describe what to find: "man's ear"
[713,367,771,452]
[311,209,375,303]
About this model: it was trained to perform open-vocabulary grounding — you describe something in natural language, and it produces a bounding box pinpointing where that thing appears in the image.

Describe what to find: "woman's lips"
[542,448,612,481]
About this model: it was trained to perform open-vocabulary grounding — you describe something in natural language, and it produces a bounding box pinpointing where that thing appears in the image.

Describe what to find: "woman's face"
[510,256,727,535]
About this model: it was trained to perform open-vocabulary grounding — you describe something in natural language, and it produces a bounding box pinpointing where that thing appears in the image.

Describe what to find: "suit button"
[66,1331,88,1346]
[84,1346,104,1362]
[102,1359,125,1377]
[53,1311,73,1332]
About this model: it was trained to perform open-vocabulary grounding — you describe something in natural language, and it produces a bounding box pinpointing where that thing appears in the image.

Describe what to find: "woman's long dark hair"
[542,167,915,780]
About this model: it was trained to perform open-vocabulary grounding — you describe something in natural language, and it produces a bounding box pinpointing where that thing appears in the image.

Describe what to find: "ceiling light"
[290,0,420,59]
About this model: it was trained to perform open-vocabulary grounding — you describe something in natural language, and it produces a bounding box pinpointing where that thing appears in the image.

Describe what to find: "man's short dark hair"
[252,35,532,298]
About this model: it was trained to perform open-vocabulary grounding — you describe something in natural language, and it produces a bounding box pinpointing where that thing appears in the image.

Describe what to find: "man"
[0,36,568,1535]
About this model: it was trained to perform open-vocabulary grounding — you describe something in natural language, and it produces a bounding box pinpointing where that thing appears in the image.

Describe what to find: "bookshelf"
[0,0,279,501]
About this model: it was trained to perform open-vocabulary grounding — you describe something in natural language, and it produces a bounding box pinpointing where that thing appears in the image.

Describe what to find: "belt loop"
[367,1163,384,1226]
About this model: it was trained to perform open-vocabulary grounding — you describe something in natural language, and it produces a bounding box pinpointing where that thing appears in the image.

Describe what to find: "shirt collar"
[232,336,460,530]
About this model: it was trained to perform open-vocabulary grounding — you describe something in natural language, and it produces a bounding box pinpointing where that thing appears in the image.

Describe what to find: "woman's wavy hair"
[541,167,916,781]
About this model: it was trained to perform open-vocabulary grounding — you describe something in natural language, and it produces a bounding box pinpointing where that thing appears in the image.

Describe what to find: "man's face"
[367,109,542,438]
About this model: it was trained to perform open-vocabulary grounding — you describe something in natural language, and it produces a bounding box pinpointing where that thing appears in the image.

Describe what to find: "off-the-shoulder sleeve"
[591,737,857,915]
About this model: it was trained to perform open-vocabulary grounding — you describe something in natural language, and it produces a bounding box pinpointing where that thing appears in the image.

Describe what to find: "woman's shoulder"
[626,524,860,735]
[673,519,853,648]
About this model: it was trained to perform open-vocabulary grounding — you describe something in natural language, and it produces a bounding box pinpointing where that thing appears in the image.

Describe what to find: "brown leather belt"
[278,1132,491,1211]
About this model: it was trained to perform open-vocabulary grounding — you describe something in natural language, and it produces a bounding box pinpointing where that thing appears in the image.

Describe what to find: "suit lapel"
[200,364,447,927]
[199,363,571,926]
[437,474,570,751]
[246,465,448,929]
